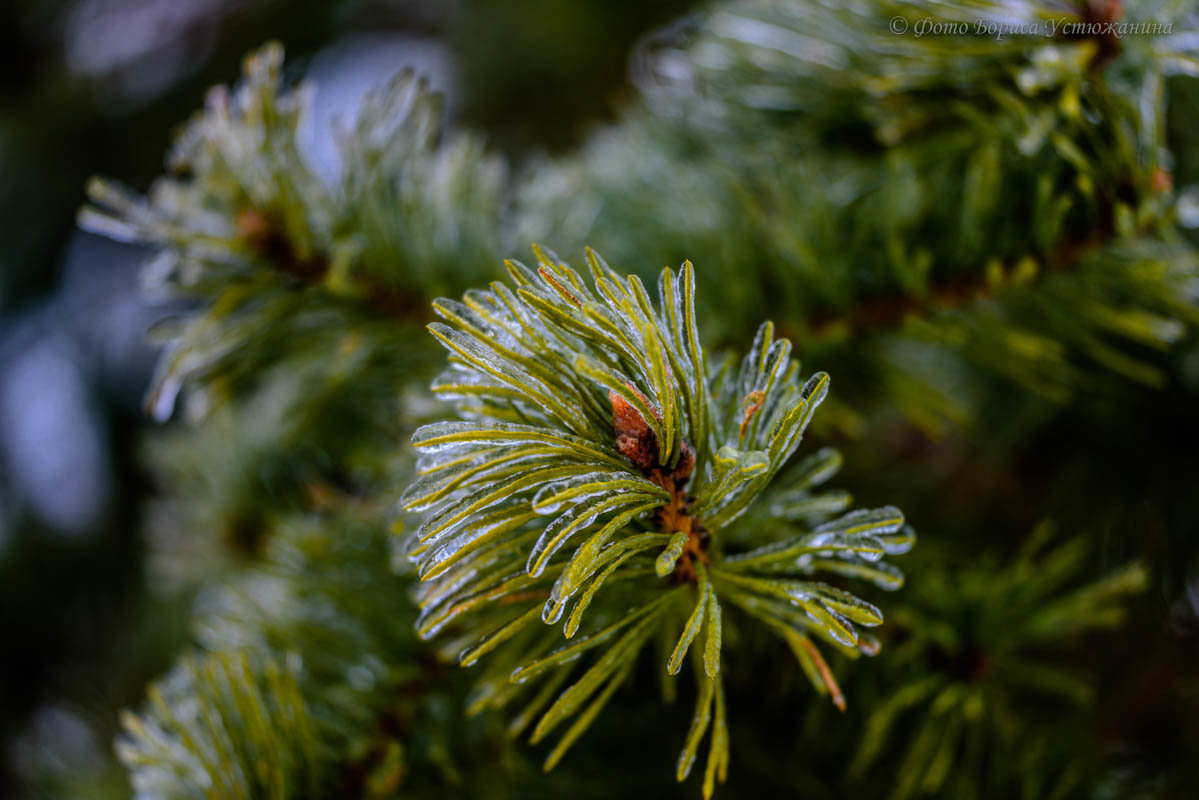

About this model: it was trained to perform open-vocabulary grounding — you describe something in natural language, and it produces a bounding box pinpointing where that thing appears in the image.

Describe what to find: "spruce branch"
[78,42,506,422]
[518,0,1199,430]
[59,12,1193,798]
[118,649,321,800]
[403,248,915,795]
[77,46,516,798]
[117,512,498,800]
[848,524,1148,800]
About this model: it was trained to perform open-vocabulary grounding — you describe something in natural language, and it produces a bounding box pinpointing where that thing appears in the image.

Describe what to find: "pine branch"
[403,248,915,796]
[517,0,1199,430]
[63,11,1195,799]
[848,523,1147,800]
[117,513,495,800]
[80,44,515,799]
[78,42,507,422]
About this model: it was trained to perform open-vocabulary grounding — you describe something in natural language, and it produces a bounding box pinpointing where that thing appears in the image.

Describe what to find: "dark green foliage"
[79,43,506,421]
[119,650,321,800]
[52,2,1199,798]
[519,0,1199,431]
[74,42,513,800]
[118,512,507,800]
[850,526,1147,800]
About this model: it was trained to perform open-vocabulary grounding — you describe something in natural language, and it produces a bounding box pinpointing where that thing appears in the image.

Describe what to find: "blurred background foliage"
[2,0,1198,798]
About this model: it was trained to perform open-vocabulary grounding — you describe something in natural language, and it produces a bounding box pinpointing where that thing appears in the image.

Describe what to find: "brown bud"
[235,207,329,281]
[235,208,273,244]
[672,442,695,483]
[610,387,658,470]
[1152,166,1173,194]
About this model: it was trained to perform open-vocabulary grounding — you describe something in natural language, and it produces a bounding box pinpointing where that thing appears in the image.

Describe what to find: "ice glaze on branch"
[404,247,915,796]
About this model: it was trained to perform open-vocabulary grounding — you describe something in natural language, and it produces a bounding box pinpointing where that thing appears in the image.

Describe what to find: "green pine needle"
[404,248,915,792]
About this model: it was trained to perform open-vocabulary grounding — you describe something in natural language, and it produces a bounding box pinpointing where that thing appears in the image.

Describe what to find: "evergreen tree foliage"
[48,0,1199,797]
[72,42,510,800]
[80,43,506,423]
[849,526,1147,800]
[117,513,503,800]
[403,247,913,793]
[518,0,1199,431]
